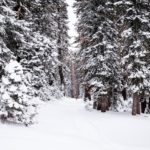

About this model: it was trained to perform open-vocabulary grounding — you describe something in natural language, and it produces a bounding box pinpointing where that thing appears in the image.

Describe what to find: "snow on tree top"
[5,60,23,74]
[121,28,132,38]
[0,14,5,22]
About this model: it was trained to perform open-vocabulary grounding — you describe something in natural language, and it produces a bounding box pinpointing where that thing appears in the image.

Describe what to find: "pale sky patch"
[66,0,78,52]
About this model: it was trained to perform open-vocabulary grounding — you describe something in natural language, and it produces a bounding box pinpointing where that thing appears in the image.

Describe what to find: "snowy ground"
[0,97,150,150]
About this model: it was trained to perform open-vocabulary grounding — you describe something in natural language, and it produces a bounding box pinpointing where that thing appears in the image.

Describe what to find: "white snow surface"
[0,97,150,150]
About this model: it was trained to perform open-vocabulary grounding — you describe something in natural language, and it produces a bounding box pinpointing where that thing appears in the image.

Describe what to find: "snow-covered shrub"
[0,60,38,125]
[38,82,64,101]
[114,96,132,112]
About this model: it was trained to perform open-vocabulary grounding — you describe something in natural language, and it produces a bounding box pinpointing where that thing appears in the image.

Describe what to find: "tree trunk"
[71,62,78,98]
[132,93,140,115]
[97,101,101,110]
[56,6,66,95]
[122,88,127,100]
[58,65,65,86]
[136,95,141,114]
[148,98,150,109]
[141,100,146,113]
[84,84,93,101]
[101,95,108,112]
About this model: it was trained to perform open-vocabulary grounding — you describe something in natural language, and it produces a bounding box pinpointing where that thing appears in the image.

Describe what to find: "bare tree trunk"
[136,95,141,114]
[132,93,140,115]
[100,95,108,113]
[57,7,65,94]
[71,62,78,98]
[58,65,65,86]
[132,93,137,115]
[122,88,127,100]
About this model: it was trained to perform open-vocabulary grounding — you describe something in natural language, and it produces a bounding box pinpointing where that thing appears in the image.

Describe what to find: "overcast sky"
[66,0,78,51]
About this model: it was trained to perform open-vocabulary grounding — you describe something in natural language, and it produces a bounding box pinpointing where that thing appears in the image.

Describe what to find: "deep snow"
[0,97,150,150]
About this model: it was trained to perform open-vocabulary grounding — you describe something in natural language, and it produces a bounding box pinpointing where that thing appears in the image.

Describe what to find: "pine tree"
[0,0,70,124]
[0,0,69,102]
[54,0,70,95]
[75,0,121,111]
[115,0,150,115]
[0,60,38,125]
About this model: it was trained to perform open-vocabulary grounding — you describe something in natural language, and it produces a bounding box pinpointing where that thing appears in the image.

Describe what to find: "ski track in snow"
[0,97,150,150]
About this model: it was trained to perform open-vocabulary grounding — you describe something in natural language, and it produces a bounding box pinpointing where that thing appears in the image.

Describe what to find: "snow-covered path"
[0,97,150,150]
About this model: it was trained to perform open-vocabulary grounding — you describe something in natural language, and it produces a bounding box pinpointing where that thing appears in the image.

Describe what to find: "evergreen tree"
[54,0,70,95]
[115,0,150,115]
[0,60,38,125]
[75,0,150,113]
[75,0,121,111]
[0,0,70,124]
[0,0,69,102]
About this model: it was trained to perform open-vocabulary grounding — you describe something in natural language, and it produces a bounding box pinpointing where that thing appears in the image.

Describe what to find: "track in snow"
[0,97,150,150]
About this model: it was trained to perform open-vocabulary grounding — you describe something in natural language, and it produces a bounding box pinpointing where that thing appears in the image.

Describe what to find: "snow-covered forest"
[74,0,150,115]
[0,0,70,124]
[0,0,150,150]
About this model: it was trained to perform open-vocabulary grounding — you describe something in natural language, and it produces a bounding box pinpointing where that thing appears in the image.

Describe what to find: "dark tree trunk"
[136,97,141,114]
[58,65,65,86]
[84,84,94,101]
[132,93,140,115]
[84,93,91,101]
[141,99,146,113]
[100,95,109,112]
[57,6,65,93]
[97,101,101,110]
[0,66,4,79]
[57,34,66,95]
[149,98,150,110]
[122,88,127,100]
